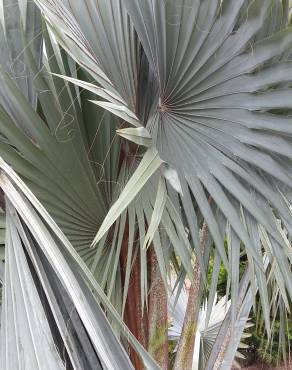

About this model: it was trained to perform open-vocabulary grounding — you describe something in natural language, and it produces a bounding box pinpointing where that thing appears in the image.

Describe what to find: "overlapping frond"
[1,1,292,366]
[120,0,292,323]
[0,0,196,315]
[29,0,292,332]
[0,157,160,370]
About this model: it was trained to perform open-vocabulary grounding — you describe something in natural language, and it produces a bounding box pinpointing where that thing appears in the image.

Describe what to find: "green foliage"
[207,243,247,298]
[243,305,292,366]
[207,255,228,298]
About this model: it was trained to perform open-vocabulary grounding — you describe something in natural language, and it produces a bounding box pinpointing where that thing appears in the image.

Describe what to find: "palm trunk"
[120,223,148,370]
[173,222,208,370]
[148,247,168,369]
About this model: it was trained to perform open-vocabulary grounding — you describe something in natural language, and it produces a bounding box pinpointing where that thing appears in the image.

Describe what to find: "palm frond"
[119,0,292,325]
[0,157,160,370]
[0,0,42,107]
[1,1,292,367]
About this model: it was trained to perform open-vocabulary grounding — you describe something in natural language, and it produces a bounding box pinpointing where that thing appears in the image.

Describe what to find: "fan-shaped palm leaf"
[1,0,292,368]
[0,157,159,370]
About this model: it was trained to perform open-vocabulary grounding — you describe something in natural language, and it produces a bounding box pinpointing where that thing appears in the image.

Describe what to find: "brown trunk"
[120,221,148,370]
[173,222,208,370]
[148,247,168,369]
